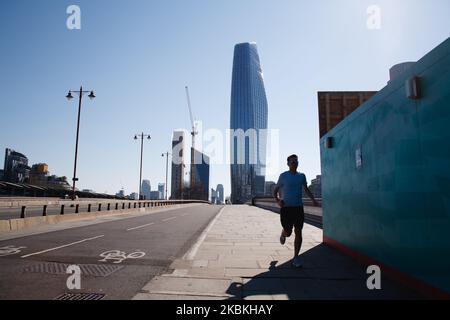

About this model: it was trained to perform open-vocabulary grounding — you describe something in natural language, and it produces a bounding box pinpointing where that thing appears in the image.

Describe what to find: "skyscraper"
[216,184,224,204]
[158,183,165,200]
[171,131,185,199]
[230,43,268,204]
[191,149,209,201]
[141,179,151,200]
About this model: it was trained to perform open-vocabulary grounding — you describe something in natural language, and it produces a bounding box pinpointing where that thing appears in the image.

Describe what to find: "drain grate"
[23,262,124,277]
[54,292,105,300]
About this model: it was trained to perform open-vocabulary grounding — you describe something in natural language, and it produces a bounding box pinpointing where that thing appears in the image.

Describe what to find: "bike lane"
[0,204,222,299]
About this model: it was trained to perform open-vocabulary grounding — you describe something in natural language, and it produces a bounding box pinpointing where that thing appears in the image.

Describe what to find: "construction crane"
[185,86,198,193]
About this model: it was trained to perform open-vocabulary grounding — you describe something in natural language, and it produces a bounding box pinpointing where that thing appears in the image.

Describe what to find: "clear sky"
[1,0,449,197]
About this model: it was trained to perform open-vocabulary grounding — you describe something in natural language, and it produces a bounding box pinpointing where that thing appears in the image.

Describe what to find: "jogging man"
[273,154,318,268]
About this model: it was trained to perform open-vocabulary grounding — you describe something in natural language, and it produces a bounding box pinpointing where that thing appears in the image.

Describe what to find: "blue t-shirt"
[276,171,307,207]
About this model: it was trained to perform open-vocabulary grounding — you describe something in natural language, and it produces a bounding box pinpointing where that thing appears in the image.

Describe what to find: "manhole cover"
[54,293,105,300]
[23,263,124,277]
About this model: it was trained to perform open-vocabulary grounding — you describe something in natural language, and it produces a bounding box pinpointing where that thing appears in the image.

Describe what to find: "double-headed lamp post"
[161,152,171,200]
[66,86,95,200]
[135,133,151,200]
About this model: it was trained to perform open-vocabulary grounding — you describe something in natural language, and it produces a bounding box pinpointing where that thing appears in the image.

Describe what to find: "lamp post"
[66,86,95,200]
[161,152,171,200]
[135,133,151,200]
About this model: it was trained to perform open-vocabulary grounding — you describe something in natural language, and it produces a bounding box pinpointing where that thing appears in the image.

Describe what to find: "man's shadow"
[224,243,423,300]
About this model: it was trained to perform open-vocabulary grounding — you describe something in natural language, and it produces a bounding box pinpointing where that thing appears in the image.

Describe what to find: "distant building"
[308,175,322,199]
[264,181,276,196]
[116,189,125,198]
[129,192,139,200]
[3,148,30,183]
[29,163,70,190]
[318,91,377,138]
[158,183,165,200]
[211,188,217,204]
[171,131,185,199]
[216,184,224,204]
[150,190,161,200]
[191,149,210,201]
[141,179,151,200]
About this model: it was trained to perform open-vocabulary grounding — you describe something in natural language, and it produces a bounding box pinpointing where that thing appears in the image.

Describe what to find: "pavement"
[134,205,423,300]
[0,204,221,300]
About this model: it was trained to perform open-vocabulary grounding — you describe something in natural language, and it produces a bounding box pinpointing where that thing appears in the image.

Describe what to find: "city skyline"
[1,1,449,197]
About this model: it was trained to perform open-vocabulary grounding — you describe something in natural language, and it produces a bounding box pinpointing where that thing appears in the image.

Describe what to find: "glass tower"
[230,43,268,204]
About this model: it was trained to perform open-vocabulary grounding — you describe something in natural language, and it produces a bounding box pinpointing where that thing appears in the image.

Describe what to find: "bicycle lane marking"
[20,235,104,258]
[0,245,27,257]
[98,250,146,264]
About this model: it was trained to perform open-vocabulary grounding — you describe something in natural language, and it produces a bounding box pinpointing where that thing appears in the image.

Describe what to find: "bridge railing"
[0,199,209,220]
[251,196,323,228]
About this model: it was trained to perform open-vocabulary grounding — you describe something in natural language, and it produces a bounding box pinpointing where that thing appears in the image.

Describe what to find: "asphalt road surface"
[0,204,222,300]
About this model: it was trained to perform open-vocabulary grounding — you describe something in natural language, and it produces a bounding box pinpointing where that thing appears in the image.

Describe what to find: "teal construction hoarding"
[320,37,450,295]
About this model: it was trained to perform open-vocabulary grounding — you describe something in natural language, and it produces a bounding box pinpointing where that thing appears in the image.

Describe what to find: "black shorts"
[280,206,304,233]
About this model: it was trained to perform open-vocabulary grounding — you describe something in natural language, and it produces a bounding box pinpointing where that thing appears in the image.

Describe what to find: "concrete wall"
[320,37,450,295]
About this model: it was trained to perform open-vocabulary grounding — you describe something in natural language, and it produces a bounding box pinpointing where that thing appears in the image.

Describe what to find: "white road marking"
[162,217,177,222]
[98,250,145,264]
[0,246,26,257]
[21,235,104,258]
[126,222,155,231]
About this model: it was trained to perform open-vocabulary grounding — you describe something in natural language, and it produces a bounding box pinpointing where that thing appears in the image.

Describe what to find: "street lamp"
[66,86,95,200]
[161,152,171,200]
[135,133,151,200]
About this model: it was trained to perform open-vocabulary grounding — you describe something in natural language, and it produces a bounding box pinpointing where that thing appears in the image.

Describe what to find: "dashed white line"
[162,217,177,222]
[126,222,155,231]
[21,235,104,258]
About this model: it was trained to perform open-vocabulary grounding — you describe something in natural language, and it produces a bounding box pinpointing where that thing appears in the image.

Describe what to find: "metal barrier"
[1,199,209,219]
[252,196,323,228]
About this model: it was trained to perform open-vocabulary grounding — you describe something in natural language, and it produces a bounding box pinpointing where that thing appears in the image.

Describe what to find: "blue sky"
[1,0,449,197]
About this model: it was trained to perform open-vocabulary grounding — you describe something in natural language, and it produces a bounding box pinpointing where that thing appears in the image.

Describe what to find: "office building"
[230,42,268,203]
[141,179,151,200]
[171,131,185,199]
[3,148,30,183]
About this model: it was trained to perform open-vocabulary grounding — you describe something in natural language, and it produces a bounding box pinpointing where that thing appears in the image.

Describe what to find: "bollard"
[115,203,118,210]
[42,205,47,216]
[128,203,131,209]
[134,203,137,209]
[88,204,91,212]
[75,204,79,213]
[60,205,65,215]
[98,204,102,212]
[139,203,141,208]
[21,206,26,219]
[107,203,111,211]
[122,203,125,210]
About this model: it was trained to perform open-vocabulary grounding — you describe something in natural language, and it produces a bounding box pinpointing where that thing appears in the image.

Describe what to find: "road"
[0,204,222,300]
